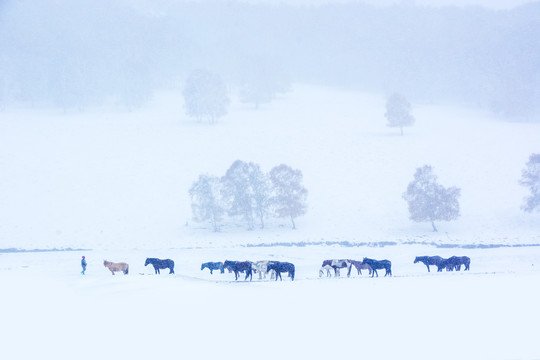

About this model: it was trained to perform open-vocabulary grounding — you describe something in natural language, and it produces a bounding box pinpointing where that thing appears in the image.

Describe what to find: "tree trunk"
[259,213,264,229]
[212,213,218,232]
[290,215,296,230]
[431,220,438,232]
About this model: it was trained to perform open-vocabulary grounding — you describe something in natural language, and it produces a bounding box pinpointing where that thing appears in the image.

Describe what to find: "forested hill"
[1,0,539,118]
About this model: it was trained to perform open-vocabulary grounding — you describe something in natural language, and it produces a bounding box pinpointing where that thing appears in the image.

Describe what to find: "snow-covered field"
[1,86,539,359]
[2,245,540,360]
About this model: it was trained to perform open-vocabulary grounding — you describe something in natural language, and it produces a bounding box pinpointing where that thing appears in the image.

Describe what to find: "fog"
[1,0,539,118]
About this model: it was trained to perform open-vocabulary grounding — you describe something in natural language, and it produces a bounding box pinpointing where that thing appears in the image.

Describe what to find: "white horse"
[252,260,277,280]
[319,259,351,277]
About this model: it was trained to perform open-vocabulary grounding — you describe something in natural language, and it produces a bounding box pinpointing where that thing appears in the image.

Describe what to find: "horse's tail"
[290,265,295,281]
[125,264,129,274]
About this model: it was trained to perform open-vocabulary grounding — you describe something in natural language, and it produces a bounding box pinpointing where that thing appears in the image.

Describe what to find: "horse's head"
[201,263,205,271]
[319,267,324,277]
[103,260,108,266]
[144,258,150,266]
[414,257,419,263]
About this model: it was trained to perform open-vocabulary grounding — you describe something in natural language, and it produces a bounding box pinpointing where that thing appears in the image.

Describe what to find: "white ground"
[1,85,539,359]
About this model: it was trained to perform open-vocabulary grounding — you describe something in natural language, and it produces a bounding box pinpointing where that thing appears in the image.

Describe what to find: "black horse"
[201,262,224,274]
[144,258,175,274]
[266,261,295,281]
[223,260,253,281]
[362,257,392,277]
[414,256,446,272]
[438,256,470,271]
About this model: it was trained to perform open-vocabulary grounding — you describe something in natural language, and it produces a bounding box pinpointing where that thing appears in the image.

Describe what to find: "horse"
[266,261,295,281]
[438,256,470,271]
[103,260,129,275]
[319,259,351,277]
[348,259,372,276]
[362,257,392,277]
[252,260,278,280]
[414,256,446,272]
[201,262,224,274]
[223,260,253,281]
[145,258,175,274]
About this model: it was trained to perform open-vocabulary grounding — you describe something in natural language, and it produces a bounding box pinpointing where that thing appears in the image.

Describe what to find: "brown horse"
[348,259,372,276]
[104,260,129,275]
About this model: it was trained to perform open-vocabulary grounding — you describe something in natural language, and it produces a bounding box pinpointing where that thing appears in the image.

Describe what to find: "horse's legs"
[110,270,115,275]
[426,264,430,272]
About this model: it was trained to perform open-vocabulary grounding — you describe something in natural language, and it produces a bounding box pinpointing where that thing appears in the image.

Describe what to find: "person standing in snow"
[81,256,87,275]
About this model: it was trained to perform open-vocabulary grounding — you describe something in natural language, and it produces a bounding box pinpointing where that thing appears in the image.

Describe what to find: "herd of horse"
[202,260,296,281]
[414,255,471,272]
[102,255,471,280]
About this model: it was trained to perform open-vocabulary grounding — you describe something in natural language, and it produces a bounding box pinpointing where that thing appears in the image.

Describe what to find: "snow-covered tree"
[269,164,308,229]
[189,174,225,232]
[403,165,460,232]
[220,160,272,230]
[519,153,540,212]
[221,160,256,229]
[238,56,290,109]
[385,93,415,135]
[248,163,272,229]
[182,69,229,124]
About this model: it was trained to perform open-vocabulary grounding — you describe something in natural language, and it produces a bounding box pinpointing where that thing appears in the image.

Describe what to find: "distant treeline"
[1,0,539,117]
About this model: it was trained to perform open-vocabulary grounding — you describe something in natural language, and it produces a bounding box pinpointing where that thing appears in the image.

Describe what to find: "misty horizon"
[1,0,539,118]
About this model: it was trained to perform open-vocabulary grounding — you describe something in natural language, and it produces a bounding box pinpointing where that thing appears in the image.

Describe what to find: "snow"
[1,85,540,359]
[2,245,540,359]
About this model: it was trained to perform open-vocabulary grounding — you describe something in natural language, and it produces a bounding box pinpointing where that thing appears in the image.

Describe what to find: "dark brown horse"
[414,256,446,272]
[223,260,253,281]
[266,261,295,281]
[362,257,392,277]
[439,256,470,271]
[348,259,372,276]
[145,258,174,274]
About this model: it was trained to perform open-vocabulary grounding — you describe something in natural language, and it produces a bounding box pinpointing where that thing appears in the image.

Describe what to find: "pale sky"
[237,0,537,9]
